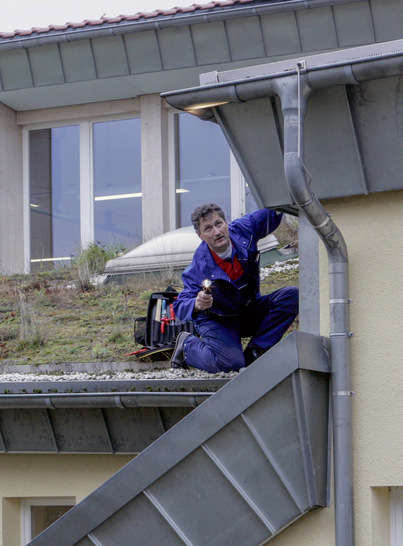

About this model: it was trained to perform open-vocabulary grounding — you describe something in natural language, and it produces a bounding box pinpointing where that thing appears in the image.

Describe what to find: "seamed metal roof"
[29,331,331,546]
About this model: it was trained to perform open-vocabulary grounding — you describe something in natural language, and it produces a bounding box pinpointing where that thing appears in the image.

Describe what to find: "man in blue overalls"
[171,203,298,373]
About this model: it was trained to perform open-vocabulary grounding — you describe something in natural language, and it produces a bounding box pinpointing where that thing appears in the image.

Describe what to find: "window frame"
[20,497,75,545]
[23,113,141,273]
[391,487,403,546]
[22,107,247,273]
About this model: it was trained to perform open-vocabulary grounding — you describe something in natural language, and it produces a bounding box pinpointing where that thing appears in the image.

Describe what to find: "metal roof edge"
[0,391,214,409]
[0,0,363,51]
[0,378,229,395]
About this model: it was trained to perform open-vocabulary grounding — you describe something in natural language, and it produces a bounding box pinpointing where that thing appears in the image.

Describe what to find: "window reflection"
[31,504,73,540]
[93,118,142,248]
[176,114,231,226]
[245,182,258,214]
[29,126,80,269]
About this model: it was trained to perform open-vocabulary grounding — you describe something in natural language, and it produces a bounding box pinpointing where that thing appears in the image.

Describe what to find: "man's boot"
[243,345,266,367]
[171,331,192,369]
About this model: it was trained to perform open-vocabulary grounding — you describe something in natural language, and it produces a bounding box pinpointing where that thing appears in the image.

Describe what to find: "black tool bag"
[130,287,194,360]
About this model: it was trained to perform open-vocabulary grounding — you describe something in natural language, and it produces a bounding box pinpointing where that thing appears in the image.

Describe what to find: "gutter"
[162,38,403,116]
[0,378,229,394]
[0,0,365,51]
[0,391,212,409]
[162,37,403,546]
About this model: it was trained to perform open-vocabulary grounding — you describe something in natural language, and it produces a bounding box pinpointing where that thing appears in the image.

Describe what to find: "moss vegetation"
[0,240,298,367]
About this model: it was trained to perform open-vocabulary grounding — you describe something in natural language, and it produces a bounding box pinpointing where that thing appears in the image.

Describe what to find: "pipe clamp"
[313,214,331,230]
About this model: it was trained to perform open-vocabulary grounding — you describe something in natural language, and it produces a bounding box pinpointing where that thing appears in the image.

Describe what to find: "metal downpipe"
[276,75,354,545]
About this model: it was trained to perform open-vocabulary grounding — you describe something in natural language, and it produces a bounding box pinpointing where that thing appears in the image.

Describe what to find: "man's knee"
[276,286,299,314]
[215,345,245,372]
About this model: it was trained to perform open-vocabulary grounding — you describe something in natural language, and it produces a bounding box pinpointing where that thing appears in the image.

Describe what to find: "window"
[175,113,231,227]
[245,182,258,215]
[20,497,75,545]
[29,126,80,269]
[93,118,142,248]
[25,106,249,273]
[27,118,142,270]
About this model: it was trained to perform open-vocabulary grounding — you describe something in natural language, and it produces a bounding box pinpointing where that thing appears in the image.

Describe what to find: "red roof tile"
[0,0,255,40]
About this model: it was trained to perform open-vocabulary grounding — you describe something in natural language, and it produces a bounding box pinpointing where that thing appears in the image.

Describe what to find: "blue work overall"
[173,209,299,373]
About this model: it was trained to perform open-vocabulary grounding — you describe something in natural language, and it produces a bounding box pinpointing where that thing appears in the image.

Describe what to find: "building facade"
[1,0,403,544]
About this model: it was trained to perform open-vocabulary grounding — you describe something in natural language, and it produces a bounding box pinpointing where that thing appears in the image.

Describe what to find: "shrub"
[74,242,127,290]
[18,291,45,347]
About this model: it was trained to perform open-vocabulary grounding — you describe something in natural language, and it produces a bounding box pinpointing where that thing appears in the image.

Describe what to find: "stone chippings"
[0,368,239,382]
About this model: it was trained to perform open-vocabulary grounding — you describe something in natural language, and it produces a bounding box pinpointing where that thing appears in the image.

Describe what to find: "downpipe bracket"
[313,213,332,230]
[329,331,354,338]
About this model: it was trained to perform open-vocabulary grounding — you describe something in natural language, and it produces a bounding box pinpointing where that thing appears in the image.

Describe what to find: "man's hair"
[191,203,226,233]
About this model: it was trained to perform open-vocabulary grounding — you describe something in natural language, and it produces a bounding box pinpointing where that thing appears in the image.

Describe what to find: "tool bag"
[129,287,194,360]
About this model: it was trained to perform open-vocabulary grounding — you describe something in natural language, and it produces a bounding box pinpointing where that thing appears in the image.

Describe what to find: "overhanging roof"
[163,38,403,211]
[0,0,401,111]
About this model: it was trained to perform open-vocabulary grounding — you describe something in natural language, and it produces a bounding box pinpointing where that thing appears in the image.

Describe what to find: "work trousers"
[182,286,299,373]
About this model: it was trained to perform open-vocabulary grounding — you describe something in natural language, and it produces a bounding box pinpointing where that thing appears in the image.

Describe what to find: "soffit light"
[95,189,189,201]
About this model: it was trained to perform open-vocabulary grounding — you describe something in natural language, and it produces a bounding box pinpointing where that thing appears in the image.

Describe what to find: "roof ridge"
[0,0,253,40]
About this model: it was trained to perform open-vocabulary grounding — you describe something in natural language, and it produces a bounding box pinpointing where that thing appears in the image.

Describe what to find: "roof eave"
[0,0,362,52]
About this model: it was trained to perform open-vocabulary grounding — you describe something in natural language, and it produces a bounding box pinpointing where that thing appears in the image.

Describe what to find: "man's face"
[197,212,230,254]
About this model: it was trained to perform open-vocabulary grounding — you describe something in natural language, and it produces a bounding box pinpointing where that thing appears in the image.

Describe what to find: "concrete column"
[140,94,170,241]
[0,103,23,274]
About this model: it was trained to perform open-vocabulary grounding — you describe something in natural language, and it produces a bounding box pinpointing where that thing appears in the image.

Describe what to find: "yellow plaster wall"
[0,454,133,546]
[320,191,403,546]
[269,191,403,545]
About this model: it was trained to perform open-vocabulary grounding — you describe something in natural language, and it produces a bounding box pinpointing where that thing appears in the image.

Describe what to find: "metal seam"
[201,443,277,533]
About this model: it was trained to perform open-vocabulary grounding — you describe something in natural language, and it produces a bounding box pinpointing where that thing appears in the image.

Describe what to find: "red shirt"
[211,250,244,281]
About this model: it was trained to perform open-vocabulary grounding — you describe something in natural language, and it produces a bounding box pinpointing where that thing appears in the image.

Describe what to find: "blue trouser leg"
[183,286,299,373]
[242,286,299,350]
[183,318,245,373]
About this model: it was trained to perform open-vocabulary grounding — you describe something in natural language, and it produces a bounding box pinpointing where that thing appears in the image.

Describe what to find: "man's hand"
[194,290,213,313]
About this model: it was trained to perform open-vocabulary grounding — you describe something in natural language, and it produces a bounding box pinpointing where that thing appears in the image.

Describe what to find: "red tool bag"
[127,287,194,360]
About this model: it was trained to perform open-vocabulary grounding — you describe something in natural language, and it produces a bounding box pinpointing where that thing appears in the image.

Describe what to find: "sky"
[1,0,185,32]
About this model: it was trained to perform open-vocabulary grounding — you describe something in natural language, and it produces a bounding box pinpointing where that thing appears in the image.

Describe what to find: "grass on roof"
[0,258,298,367]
